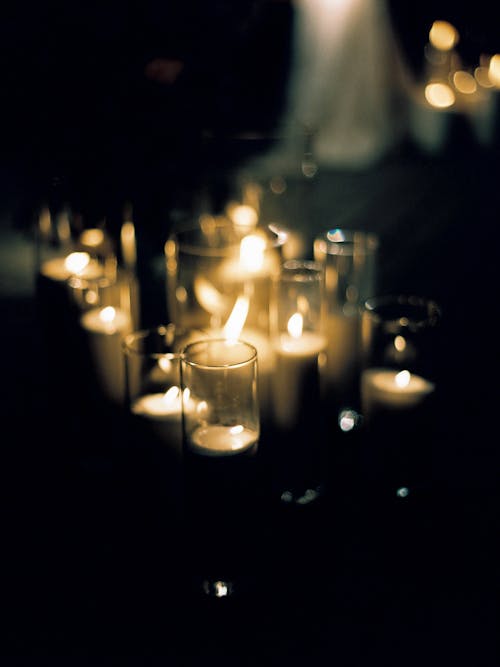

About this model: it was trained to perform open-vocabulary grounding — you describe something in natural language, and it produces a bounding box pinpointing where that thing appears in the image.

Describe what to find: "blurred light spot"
[65,252,90,275]
[228,204,258,228]
[281,491,293,503]
[488,54,500,88]
[395,370,411,388]
[394,335,406,352]
[270,176,286,195]
[296,488,319,505]
[327,229,345,243]
[176,286,188,304]
[425,82,455,108]
[339,409,358,432]
[453,70,477,94]
[474,66,494,88]
[85,289,99,306]
[80,228,104,248]
[396,487,409,498]
[429,20,459,51]
[301,157,318,178]
[229,424,244,435]
[158,356,173,373]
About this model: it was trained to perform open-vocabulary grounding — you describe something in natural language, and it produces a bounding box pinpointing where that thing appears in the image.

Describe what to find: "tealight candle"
[272,312,326,428]
[361,367,435,416]
[188,424,258,457]
[131,386,195,456]
[80,305,133,404]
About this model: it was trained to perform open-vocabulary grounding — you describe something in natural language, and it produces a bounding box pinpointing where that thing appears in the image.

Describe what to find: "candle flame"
[79,228,104,248]
[425,82,455,108]
[120,221,137,269]
[429,20,459,51]
[228,204,258,228]
[489,54,500,88]
[240,234,265,272]
[64,252,91,275]
[287,312,303,338]
[229,424,244,435]
[194,276,231,315]
[395,370,411,388]
[394,335,406,352]
[162,385,180,405]
[158,356,173,373]
[99,306,116,324]
[223,295,249,340]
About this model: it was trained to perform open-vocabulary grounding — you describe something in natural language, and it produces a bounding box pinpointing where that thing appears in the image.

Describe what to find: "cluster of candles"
[36,201,438,465]
[410,19,500,150]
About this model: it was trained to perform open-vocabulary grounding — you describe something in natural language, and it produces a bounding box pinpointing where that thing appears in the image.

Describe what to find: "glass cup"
[122,325,207,516]
[180,338,260,598]
[268,259,328,505]
[313,228,379,428]
[360,294,442,494]
[165,216,285,426]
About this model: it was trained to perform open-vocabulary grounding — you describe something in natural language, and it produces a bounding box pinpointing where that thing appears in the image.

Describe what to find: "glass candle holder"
[313,228,379,426]
[122,325,207,455]
[165,216,285,423]
[269,259,327,505]
[180,338,260,598]
[360,294,442,494]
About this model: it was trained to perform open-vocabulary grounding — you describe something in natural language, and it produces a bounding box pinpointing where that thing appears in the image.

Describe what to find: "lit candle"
[80,305,133,404]
[39,251,104,283]
[209,294,276,423]
[188,424,258,457]
[131,386,195,456]
[361,367,435,417]
[272,312,326,429]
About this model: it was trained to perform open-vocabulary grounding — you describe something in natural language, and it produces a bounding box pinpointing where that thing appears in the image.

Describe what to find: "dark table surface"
[1,124,499,665]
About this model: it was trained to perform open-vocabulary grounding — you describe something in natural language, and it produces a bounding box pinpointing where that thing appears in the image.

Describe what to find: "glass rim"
[363,294,441,328]
[122,323,179,359]
[180,338,258,370]
[314,228,379,252]
[167,219,287,256]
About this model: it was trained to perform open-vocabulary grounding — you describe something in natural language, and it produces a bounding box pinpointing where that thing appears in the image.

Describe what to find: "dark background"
[0,2,499,664]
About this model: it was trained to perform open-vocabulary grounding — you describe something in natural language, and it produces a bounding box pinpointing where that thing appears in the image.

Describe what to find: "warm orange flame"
[80,228,104,248]
[162,385,180,405]
[429,20,459,51]
[222,295,250,340]
[99,306,116,324]
[287,312,303,338]
[64,252,91,275]
[240,234,265,272]
[394,335,406,352]
[425,82,455,108]
[489,54,500,88]
[395,370,411,388]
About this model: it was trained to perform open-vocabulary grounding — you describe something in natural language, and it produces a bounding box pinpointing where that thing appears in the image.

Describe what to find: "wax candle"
[39,252,104,283]
[361,367,435,416]
[80,305,132,404]
[131,386,194,456]
[188,424,258,457]
[272,313,326,428]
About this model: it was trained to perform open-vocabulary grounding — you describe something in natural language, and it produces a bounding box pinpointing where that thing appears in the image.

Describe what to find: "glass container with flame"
[165,216,287,423]
[360,294,442,492]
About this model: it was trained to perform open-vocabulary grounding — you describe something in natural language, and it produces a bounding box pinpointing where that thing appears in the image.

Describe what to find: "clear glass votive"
[180,338,260,598]
[122,324,207,455]
[313,228,379,426]
[165,215,285,424]
[360,294,442,493]
[122,324,208,517]
[269,259,328,505]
